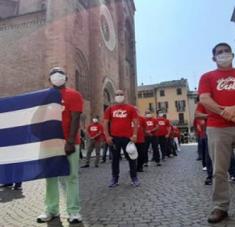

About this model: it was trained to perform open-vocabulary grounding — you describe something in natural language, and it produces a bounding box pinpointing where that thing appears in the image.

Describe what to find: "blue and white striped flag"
[0,88,69,184]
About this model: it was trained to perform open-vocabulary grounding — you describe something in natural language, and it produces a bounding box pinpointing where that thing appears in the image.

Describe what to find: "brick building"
[0,0,137,125]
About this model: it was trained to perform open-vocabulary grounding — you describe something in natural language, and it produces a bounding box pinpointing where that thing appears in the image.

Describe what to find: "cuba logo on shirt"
[90,126,98,131]
[217,77,235,91]
[146,121,153,126]
[158,121,165,126]
[113,110,128,118]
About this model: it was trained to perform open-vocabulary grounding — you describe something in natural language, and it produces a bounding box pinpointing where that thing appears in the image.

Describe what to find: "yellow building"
[137,79,197,133]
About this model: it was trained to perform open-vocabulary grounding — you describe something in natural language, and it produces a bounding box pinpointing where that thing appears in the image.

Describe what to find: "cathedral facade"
[0,0,137,125]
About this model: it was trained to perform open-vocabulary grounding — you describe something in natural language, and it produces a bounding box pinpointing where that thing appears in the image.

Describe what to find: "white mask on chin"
[115,95,125,103]
[216,53,233,68]
[50,72,66,87]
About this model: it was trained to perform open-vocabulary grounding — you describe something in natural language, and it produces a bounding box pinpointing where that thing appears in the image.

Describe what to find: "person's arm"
[194,111,208,119]
[130,118,138,143]
[200,93,224,115]
[104,119,113,144]
[65,112,81,155]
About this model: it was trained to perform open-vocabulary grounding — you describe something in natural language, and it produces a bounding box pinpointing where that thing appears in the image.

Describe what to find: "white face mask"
[115,95,125,103]
[146,114,152,118]
[92,118,98,123]
[158,113,164,117]
[216,53,233,68]
[50,72,66,87]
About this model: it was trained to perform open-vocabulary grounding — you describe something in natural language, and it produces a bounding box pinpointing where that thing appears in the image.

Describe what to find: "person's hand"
[130,135,137,143]
[65,142,75,156]
[165,134,169,138]
[221,106,235,121]
[146,131,152,136]
[106,136,113,145]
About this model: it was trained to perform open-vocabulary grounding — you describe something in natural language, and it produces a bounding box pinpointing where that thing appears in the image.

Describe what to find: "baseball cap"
[126,142,138,160]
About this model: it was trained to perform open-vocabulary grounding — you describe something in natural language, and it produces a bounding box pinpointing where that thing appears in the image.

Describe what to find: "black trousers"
[110,137,137,179]
[144,136,160,163]
[157,136,167,160]
[136,143,145,170]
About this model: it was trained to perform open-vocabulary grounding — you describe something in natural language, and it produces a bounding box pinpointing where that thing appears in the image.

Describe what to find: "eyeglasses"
[115,94,124,96]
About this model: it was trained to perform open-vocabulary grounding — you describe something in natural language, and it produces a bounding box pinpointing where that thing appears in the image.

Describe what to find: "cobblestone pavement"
[1,144,235,227]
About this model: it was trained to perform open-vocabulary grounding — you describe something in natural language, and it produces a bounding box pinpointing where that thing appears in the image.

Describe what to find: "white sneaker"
[202,167,207,171]
[68,213,82,224]
[37,212,59,223]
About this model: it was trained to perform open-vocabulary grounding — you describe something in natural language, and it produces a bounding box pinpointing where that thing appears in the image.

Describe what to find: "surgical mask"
[146,114,152,118]
[92,118,98,123]
[115,95,125,103]
[50,72,66,87]
[158,113,164,117]
[216,53,233,68]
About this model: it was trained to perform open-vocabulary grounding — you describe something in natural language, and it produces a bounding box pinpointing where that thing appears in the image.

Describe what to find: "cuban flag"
[0,88,69,184]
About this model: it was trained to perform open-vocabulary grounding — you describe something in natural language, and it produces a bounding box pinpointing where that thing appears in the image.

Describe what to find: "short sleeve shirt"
[104,104,138,138]
[60,87,83,144]
[155,117,170,136]
[87,123,104,141]
[198,69,235,127]
[145,117,158,135]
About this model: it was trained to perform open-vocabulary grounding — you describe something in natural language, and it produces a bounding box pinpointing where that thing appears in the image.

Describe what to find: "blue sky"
[135,0,235,90]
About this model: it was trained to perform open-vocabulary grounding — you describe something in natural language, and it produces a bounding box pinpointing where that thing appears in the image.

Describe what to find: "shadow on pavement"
[0,187,25,203]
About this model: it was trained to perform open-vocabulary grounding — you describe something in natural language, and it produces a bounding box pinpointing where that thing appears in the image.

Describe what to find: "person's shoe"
[196,157,202,161]
[207,209,228,223]
[13,185,22,190]
[143,163,148,167]
[95,164,99,168]
[68,213,82,224]
[81,164,89,168]
[101,160,106,163]
[204,177,212,185]
[131,177,140,187]
[37,212,59,223]
[156,162,162,167]
[229,176,235,182]
[202,167,207,171]
[108,178,119,188]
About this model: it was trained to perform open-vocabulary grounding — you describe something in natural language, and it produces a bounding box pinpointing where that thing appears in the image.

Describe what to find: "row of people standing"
[81,90,181,187]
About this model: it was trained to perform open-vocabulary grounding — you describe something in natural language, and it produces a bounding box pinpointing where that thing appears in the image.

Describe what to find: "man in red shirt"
[104,90,139,187]
[37,67,83,224]
[155,111,171,159]
[81,116,103,168]
[199,43,235,223]
[144,110,161,166]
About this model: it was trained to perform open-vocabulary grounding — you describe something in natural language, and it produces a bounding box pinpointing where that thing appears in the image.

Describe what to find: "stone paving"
[1,144,235,227]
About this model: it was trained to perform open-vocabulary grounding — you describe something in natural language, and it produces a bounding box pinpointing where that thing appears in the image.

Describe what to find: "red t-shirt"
[173,126,180,138]
[155,117,170,136]
[194,118,207,138]
[104,104,138,138]
[196,103,207,114]
[198,69,235,127]
[87,123,103,141]
[145,117,158,135]
[132,116,146,143]
[60,87,83,144]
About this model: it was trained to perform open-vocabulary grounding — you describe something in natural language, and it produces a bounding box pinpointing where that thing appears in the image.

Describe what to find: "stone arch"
[74,48,90,100]
[102,77,115,110]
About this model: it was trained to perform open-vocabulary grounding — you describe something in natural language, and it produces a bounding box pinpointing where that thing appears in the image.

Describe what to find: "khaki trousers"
[207,127,235,211]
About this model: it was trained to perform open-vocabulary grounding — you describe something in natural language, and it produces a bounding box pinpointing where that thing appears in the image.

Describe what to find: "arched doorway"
[103,79,115,111]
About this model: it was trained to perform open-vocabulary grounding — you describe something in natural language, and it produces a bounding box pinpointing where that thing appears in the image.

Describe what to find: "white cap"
[126,142,138,160]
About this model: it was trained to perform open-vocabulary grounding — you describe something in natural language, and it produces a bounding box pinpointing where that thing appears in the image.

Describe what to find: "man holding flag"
[37,67,83,224]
